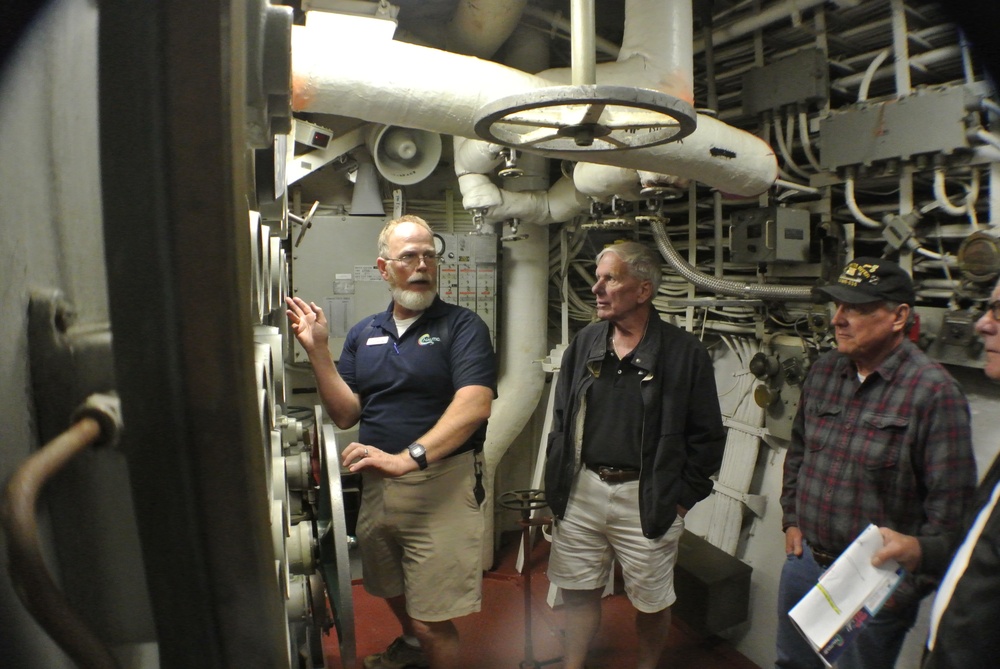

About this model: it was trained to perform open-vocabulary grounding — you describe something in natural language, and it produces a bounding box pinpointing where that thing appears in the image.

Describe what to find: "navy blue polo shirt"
[338,296,497,456]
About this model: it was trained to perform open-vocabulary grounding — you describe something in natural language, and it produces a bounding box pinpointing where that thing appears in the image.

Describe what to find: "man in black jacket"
[544,241,726,669]
[872,276,1000,668]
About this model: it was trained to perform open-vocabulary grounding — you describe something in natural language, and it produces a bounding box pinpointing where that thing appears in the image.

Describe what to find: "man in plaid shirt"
[776,257,977,669]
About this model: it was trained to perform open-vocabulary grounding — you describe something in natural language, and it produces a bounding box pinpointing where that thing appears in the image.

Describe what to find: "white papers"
[789,524,905,667]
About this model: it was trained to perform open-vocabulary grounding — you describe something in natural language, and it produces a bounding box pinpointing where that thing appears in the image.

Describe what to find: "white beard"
[391,285,436,312]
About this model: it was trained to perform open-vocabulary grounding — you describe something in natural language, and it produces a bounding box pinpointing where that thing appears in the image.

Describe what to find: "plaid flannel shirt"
[781,339,977,605]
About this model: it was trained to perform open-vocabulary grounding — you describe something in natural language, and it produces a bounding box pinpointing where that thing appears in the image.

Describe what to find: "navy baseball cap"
[813,257,916,306]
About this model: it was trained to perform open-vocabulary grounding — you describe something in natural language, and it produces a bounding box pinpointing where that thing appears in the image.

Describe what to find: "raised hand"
[285,296,329,355]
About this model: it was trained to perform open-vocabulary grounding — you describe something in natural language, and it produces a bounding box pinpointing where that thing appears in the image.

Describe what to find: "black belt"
[809,544,841,568]
[586,463,640,484]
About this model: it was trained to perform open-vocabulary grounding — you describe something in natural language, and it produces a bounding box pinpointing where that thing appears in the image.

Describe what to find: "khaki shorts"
[547,467,685,613]
[357,450,484,622]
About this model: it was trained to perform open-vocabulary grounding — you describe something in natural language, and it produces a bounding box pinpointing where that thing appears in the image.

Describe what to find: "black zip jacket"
[544,314,727,539]
[921,452,1000,669]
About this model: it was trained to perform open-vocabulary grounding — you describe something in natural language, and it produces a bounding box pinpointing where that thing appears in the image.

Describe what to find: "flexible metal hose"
[649,218,816,300]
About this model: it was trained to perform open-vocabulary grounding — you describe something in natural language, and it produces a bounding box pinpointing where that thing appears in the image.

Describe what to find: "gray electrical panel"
[289,215,499,362]
[436,232,500,346]
[741,48,829,117]
[819,84,979,169]
[729,207,811,264]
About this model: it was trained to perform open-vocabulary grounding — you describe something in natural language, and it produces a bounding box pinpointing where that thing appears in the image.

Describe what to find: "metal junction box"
[730,207,811,264]
[742,48,829,116]
[819,84,979,170]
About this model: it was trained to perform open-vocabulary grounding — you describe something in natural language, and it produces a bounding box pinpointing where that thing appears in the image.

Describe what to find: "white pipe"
[572,163,643,200]
[520,6,622,59]
[934,167,968,216]
[858,49,891,102]
[889,0,911,96]
[796,108,823,172]
[932,167,977,216]
[775,178,819,195]
[976,128,1000,153]
[447,0,528,59]
[453,136,504,175]
[774,109,810,179]
[292,11,778,197]
[537,0,694,103]
[480,223,550,568]
[570,0,597,86]
[692,0,828,52]
[547,114,777,196]
[844,174,883,229]
[833,46,961,92]
[456,173,589,226]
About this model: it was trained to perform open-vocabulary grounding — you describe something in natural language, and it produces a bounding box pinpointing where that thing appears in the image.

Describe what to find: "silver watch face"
[409,443,426,460]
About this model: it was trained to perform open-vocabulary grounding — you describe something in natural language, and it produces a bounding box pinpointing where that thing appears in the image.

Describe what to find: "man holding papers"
[777,258,977,669]
[872,276,1000,669]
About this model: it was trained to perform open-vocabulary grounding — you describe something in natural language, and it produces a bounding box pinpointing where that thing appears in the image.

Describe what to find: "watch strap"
[408,442,428,470]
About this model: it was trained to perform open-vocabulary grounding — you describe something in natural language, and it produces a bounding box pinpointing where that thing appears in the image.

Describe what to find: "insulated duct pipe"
[572,163,644,201]
[650,219,816,300]
[453,137,592,225]
[537,0,694,104]
[451,143,558,566]
[399,0,528,59]
[479,225,550,568]
[455,172,591,225]
[560,0,696,202]
[292,8,777,196]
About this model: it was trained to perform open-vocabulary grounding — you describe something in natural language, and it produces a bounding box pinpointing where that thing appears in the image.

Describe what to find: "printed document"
[789,524,905,667]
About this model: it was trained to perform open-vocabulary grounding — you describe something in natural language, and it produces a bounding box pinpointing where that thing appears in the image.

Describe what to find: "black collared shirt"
[581,345,645,469]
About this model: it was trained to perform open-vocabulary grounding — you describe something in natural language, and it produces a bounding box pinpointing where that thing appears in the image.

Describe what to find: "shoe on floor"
[362,636,429,669]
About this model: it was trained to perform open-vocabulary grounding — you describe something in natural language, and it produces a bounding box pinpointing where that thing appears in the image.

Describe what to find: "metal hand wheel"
[499,489,548,516]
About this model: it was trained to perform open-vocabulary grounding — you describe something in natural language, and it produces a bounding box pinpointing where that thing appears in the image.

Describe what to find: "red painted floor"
[324,531,760,669]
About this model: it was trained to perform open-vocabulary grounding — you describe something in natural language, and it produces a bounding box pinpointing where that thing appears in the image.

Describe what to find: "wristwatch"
[407,442,428,470]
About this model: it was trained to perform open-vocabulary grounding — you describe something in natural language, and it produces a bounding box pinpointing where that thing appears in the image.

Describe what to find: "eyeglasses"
[985,300,1000,320]
[383,252,441,267]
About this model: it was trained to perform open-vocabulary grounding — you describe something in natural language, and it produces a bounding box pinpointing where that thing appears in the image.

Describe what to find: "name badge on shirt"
[366,336,389,346]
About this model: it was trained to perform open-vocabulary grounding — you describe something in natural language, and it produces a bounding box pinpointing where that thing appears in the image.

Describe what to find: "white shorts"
[357,450,484,622]
[547,467,685,613]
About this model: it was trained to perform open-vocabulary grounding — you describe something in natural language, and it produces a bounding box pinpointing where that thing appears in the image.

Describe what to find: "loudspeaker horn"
[369,125,442,185]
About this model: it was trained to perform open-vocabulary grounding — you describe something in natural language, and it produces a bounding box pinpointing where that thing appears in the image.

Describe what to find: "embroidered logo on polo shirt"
[418,333,441,346]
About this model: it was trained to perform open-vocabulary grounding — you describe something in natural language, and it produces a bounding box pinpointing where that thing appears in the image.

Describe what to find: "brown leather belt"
[586,463,640,484]
[809,544,841,568]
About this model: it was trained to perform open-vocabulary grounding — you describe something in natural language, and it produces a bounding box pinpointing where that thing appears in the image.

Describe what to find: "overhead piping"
[291,5,778,197]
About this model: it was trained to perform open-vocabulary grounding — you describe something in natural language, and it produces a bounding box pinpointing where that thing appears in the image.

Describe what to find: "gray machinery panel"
[730,207,811,264]
[291,217,499,361]
[819,84,979,170]
[741,48,829,117]
[291,215,389,362]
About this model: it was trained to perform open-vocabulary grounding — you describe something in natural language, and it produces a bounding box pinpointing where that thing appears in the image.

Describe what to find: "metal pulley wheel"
[314,406,357,668]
